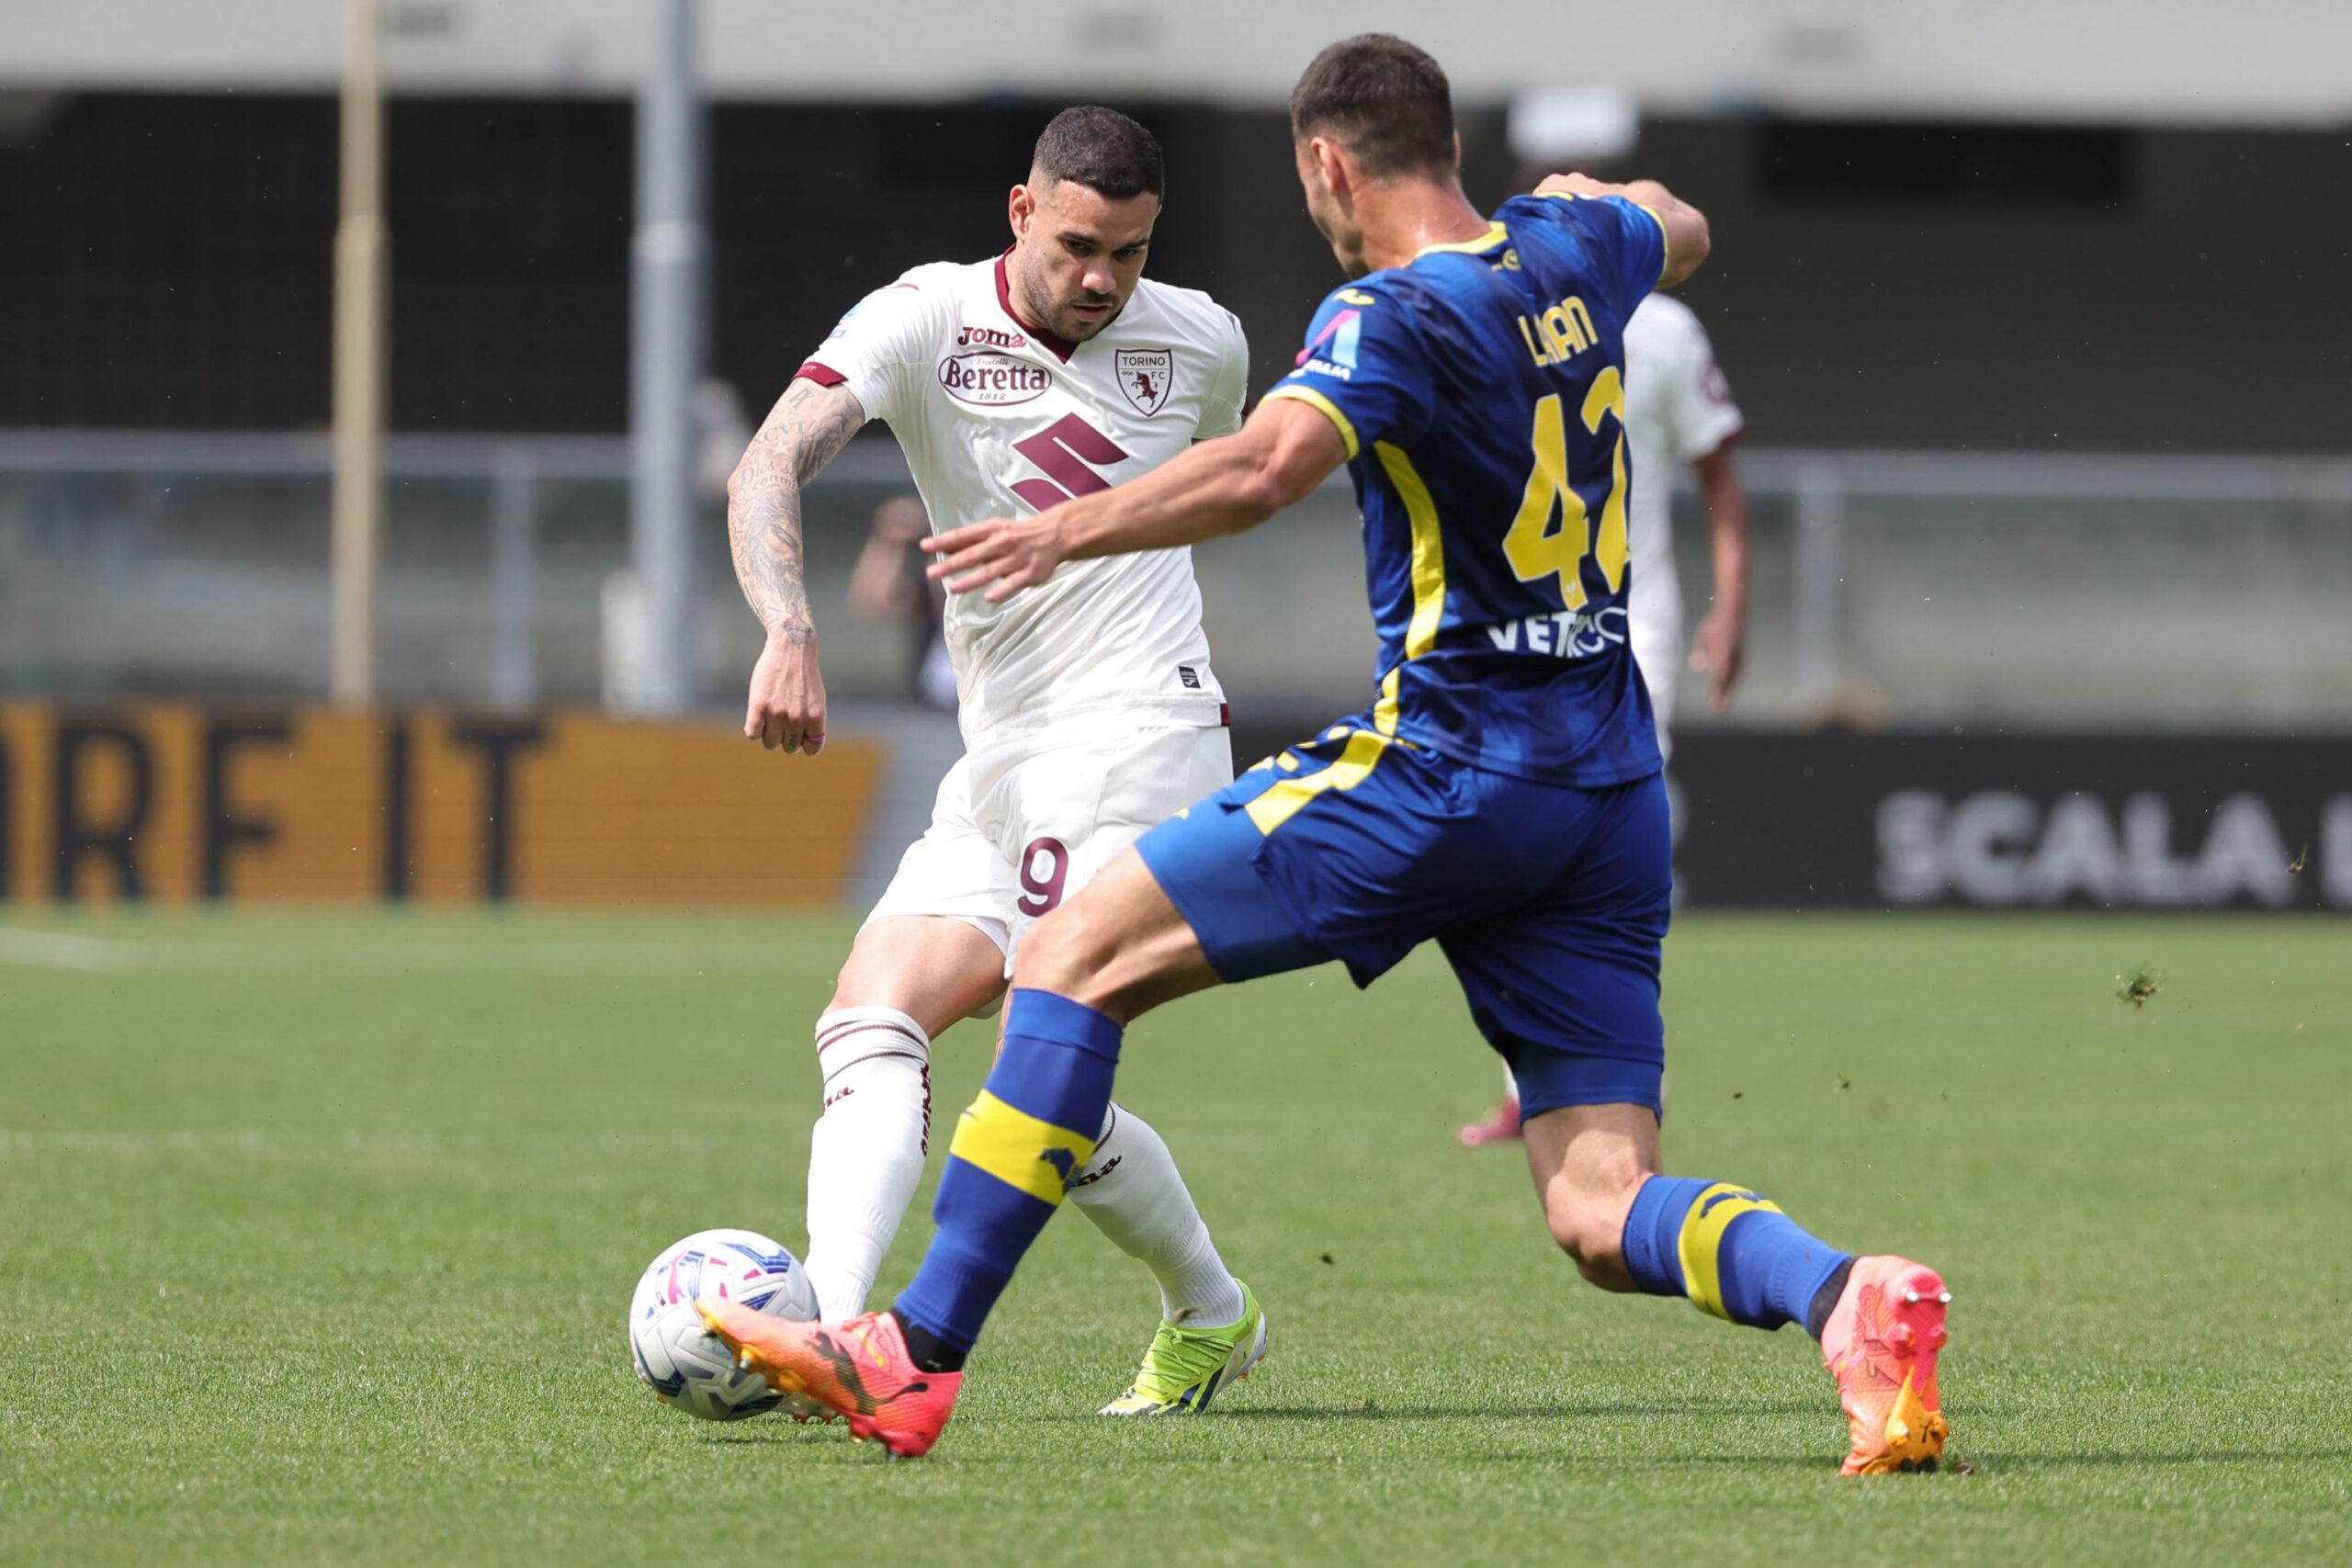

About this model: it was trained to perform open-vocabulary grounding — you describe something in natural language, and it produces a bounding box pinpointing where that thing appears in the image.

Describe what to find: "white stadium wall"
[5,0,2350,125]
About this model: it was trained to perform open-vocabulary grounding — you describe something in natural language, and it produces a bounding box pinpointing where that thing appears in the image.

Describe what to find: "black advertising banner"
[1673,731,2352,911]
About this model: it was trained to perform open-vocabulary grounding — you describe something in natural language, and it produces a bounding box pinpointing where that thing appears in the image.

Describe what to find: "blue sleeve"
[1535,194,1668,322]
[1261,283,1436,458]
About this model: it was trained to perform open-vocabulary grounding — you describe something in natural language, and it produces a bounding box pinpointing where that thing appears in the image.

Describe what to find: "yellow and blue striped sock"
[1620,1176,1852,1335]
[893,988,1121,1360]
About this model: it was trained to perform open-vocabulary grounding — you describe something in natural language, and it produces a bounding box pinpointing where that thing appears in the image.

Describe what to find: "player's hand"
[1534,170,1620,200]
[744,627,828,754]
[1688,604,1747,713]
[921,513,1068,604]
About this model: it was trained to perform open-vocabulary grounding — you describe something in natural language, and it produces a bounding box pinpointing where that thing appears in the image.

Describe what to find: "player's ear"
[1008,184,1035,241]
[1311,137,1349,202]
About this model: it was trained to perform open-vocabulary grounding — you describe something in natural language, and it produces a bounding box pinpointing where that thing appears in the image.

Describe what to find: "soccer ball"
[628,1228,818,1420]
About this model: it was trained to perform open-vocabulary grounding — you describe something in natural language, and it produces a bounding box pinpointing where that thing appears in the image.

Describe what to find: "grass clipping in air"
[2115,964,2162,1009]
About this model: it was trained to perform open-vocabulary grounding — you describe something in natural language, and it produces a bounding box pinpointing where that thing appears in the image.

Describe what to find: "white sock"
[1067,1101,1247,1326]
[802,1006,932,1321]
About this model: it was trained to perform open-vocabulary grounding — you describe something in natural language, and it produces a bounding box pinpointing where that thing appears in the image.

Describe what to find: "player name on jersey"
[1517,292,1602,367]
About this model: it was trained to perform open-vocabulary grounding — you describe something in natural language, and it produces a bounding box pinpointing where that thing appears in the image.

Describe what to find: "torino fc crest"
[1115,348,1174,416]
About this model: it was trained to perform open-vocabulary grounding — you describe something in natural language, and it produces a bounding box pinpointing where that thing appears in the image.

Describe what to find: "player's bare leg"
[803,916,1006,1322]
[834,916,1010,1037]
[1520,1102,1662,1291]
[1013,849,1225,1021]
[1521,1101,1951,1472]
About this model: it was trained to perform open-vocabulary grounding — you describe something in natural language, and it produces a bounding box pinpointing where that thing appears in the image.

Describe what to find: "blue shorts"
[1136,719,1672,1120]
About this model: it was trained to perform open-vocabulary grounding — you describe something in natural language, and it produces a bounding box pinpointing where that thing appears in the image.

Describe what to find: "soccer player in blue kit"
[703,33,1953,1473]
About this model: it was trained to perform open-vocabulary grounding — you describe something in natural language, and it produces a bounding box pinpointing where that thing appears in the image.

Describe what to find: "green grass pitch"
[4,910,2348,1564]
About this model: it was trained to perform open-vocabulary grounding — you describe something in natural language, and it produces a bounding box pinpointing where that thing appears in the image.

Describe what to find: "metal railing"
[4,428,2348,730]
[1731,447,2352,711]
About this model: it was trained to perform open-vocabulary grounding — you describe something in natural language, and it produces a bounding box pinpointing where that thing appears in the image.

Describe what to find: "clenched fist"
[745,626,828,754]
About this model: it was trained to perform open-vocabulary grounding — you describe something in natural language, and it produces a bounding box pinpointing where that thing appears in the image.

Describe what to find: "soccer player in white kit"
[1458,288,1752,1147]
[1617,292,1752,754]
[725,107,1266,1414]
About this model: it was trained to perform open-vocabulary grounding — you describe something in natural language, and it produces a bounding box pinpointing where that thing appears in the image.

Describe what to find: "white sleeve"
[1195,309,1250,440]
[797,274,944,427]
[1662,310,1746,463]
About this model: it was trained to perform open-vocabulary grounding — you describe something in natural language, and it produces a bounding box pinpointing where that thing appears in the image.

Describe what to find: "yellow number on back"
[1502,394,1589,608]
[1502,374,1630,610]
[1582,367,1629,593]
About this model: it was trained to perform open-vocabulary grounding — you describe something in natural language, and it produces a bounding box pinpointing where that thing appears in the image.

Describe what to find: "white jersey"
[1623,293,1746,650]
[802,254,1249,746]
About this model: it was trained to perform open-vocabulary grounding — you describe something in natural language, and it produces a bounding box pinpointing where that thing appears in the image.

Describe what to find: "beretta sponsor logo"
[938,350,1050,406]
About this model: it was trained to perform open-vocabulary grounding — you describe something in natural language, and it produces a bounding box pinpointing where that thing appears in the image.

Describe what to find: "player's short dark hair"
[1289,33,1456,180]
[1032,106,1166,201]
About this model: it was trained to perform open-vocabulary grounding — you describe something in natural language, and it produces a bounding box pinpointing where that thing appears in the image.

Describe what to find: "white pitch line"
[0,1129,707,1154]
[0,924,793,976]
[0,928,150,972]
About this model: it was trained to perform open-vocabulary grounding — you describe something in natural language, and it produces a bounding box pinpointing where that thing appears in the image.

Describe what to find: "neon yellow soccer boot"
[1099,1282,1268,1416]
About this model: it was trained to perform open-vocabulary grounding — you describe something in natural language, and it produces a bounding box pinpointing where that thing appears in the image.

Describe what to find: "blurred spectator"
[848,494,957,711]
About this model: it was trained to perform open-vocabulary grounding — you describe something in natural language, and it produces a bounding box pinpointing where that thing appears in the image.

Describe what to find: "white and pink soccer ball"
[628,1228,818,1420]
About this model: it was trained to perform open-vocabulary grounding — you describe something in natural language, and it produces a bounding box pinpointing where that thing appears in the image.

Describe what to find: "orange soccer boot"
[699,1301,963,1458]
[1819,1256,1951,1474]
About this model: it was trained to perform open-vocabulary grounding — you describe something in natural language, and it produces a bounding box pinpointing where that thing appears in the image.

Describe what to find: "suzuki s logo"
[938,351,1050,406]
[1009,413,1132,513]
[1115,348,1173,416]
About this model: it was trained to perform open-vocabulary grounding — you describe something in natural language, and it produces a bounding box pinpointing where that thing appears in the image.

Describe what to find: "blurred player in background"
[706,34,1951,1477]
[1459,282,1751,1146]
[722,106,1266,1416]
[1623,297,1751,740]
[845,494,956,712]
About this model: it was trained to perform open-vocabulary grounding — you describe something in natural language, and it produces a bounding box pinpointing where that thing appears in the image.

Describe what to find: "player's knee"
[828,927,896,1012]
[825,951,888,1016]
[1009,852,1203,1024]
[1545,1208,1616,1274]
[1542,1189,1637,1290]
[1011,901,1108,1001]
[1011,895,1160,1023]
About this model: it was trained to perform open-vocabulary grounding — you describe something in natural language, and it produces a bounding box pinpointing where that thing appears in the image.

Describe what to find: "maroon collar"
[995,249,1082,363]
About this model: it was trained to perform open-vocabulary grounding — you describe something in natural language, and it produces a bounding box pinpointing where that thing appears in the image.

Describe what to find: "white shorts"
[863,721,1235,964]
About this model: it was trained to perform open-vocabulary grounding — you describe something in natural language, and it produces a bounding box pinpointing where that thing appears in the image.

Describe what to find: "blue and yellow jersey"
[1263,193,1669,784]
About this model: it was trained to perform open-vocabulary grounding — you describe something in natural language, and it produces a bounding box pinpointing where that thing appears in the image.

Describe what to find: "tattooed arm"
[728,377,867,754]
